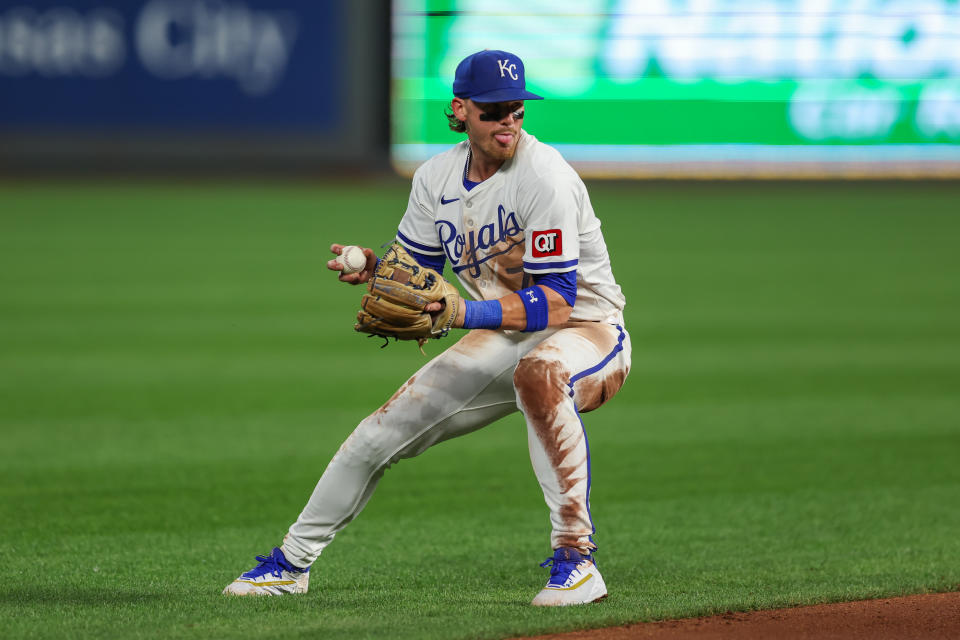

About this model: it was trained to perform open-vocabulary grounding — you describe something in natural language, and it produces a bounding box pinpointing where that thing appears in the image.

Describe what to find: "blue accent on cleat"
[540,548,588,588]
[532,547,607,605]
[241,547,309,581]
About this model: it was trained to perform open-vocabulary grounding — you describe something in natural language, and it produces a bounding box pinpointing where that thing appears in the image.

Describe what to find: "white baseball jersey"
[279,132,633,570]
[396,132,625,322]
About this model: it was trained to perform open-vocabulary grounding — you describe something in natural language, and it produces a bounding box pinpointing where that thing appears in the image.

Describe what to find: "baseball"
[337,245,367,274]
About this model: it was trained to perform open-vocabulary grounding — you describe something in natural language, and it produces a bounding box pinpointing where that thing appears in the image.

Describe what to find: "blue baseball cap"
[453,50,543,103]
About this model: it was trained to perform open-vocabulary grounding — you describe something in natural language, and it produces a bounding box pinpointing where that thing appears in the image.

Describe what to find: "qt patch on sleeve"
[531,229,563,257]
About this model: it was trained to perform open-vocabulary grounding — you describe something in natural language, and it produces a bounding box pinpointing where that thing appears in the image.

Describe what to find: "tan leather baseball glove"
[355,244,461,347]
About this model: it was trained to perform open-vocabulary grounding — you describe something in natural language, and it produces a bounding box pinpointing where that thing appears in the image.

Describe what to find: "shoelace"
[540,556,579,578]
[252,552,284,578]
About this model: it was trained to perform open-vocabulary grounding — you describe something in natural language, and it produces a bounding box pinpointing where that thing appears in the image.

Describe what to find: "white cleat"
[222,547,310,596]
[531,548,608,606]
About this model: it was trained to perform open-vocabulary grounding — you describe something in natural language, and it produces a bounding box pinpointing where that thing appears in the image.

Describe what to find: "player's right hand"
[327,244,378,285]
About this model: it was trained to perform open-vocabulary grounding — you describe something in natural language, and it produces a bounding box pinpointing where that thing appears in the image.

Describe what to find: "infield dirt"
[516,592,960,640]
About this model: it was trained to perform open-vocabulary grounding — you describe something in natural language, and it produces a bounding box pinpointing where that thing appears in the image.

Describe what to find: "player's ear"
[451,98,468,122]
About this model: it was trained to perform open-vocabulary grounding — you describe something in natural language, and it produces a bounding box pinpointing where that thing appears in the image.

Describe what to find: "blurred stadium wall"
[394,1,960,178]
[0,0,390,174]
[3,1,960,177]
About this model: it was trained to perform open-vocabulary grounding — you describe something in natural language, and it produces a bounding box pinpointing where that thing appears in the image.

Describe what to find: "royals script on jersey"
[396,133,626,323]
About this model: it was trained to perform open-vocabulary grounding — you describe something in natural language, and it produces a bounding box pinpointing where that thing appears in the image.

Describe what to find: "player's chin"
[490,141,518,160]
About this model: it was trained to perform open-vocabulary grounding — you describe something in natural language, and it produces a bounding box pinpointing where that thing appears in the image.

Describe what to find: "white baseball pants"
[281,321,631,567]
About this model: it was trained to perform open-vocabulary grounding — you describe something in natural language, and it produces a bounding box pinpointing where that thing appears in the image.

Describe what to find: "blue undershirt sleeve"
[408,249,446,274]
[533,270,577,307]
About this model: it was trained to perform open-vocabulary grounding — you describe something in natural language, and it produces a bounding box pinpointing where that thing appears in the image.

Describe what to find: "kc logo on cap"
[453,49,544,103]
[497,59,519,80]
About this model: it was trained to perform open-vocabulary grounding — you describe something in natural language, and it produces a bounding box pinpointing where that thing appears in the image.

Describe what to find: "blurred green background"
[2,179,958,639]
[392,1,960,175]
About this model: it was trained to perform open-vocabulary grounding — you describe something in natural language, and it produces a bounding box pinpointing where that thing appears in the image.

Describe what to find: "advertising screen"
[0,0,342,130]
[392,1,960,177]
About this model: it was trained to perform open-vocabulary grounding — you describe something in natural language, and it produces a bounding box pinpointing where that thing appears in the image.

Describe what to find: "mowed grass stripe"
[1,180,959,639]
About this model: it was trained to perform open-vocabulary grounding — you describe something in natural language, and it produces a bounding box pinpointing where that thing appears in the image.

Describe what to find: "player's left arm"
[445,282,572,330]
[441,172,582,332]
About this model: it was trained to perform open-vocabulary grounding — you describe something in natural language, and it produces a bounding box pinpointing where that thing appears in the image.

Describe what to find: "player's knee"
[514,357,569,421]
[333,423,384,466]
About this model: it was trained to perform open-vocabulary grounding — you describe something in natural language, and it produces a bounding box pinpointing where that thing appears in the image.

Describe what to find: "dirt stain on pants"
[514,323,630,553]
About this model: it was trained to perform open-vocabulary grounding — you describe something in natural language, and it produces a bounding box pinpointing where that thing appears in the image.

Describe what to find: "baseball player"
[224,49,630,606]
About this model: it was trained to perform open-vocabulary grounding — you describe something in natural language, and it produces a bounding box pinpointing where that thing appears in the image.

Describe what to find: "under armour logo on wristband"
[519,285,549,332]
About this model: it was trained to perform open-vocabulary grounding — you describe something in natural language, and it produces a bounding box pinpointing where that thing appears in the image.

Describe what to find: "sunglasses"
[477,103,525,122]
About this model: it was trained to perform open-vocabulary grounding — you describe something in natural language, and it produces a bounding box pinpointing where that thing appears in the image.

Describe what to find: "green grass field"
[2,179,959,639]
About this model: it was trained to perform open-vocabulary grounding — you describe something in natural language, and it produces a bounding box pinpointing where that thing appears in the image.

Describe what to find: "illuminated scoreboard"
[391,1,960,177]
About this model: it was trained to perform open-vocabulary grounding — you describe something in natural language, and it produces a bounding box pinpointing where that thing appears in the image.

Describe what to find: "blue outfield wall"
[0,0,387,169]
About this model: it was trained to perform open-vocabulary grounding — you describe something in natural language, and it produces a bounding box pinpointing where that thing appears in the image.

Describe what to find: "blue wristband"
[462,299,503,330]
[518,286,549,332]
